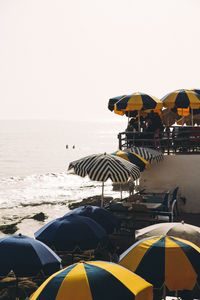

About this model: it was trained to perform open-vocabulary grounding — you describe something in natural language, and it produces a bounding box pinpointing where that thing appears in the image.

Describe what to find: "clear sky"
[0,0,199,121]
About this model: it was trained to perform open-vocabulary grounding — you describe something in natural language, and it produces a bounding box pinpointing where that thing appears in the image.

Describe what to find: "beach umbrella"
[30,261,153,300]
[161,89,200,126]
[127,146,164,163]
[114,92,163,131]
[190,88,200,95]
[68,153,140,207]
[64,205,120,234]
[111,150,150,171]
[34,215,107,251]
[135,221,200,247]
[0,234,62,299]
[119,235,200,293]
[108,95,126,113]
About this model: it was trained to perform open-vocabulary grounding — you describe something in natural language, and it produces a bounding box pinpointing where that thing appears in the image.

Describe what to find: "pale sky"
[0,0,200,121]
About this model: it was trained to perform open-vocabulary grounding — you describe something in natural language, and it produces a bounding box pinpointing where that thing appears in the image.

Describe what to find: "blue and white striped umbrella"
[68,153,140,206]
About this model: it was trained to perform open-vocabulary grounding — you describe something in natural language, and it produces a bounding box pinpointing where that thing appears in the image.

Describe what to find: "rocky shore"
[1,194,200,299]
[0,195,118,299]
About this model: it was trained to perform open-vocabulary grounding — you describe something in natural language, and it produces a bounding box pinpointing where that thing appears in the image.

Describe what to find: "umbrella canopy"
[30,261,153,300]
[119,235,200,291]
[190,88,200,95]
[114,92,163,131]
[161,89,200,109]
[135,221,200,247]
[108,95,126,112]
[114,92,162,112]
[68,153,140,182]
[111,150,150,172]
[68,153,140,206]
[0,234,62,277]
[127,146,164,163]
[65,205,120,234]
[34,215,107,251]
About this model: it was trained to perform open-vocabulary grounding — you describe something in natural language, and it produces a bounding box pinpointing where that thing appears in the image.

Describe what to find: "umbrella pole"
[191,108,194,127]
[138,110,141,132]
[16,277,19,300]
[182,109,183,127]
[101,182,104,207]
[120,184,122,200]
[163,284,166,299]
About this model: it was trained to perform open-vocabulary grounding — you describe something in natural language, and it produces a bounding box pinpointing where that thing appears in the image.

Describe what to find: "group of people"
[126,111,164,140]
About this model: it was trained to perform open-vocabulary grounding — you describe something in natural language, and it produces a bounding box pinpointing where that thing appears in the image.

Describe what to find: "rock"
[31,212,47,222]
[68,195,113,210]
[0,278,38,300]
[0,223,19,234]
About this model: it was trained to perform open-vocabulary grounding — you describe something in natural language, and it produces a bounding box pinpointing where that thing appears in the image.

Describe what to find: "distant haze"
[0,0,199,121]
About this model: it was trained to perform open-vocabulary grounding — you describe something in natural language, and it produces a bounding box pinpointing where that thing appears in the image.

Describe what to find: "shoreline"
[0,195,114,238]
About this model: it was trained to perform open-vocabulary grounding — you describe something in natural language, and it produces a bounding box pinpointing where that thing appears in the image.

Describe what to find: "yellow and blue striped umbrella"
[30,261,153,300]
[111,150,150,172]
[161,89,200,109]
[108,95,126,112]
[114,92,163,112]
[190,88,200,95]
[119,235,200,291]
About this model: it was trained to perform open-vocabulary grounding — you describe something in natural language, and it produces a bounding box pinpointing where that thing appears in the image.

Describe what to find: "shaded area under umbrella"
[34,215,107,251]
[30,261,153,300]
[65,205,120,234]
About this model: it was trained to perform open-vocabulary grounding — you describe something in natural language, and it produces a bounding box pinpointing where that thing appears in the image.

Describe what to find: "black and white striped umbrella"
[127,146,164,163]
[68,153,140,206]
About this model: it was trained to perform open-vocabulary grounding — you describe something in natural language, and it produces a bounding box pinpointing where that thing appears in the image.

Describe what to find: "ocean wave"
[0,172,120,209]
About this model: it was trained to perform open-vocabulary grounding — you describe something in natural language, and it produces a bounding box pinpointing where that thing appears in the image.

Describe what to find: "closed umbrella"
[0,234,62,299]
[30,261,153,300]
[65,205,120,234]
[68,153,140,206]
[34,215,107,251]
[119,235,200,293]
[135,221,200,247]
[111,150,150,171]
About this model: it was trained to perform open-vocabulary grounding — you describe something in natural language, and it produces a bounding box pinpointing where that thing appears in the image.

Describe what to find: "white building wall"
[139,155,200,213]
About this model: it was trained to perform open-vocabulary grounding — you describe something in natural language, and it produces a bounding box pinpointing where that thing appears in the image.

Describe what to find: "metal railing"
[118,126,200,154]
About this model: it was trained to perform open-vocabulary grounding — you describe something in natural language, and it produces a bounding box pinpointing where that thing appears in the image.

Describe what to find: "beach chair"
[149,191,170,211]
[153,188,179,222]
[169,187,179,216]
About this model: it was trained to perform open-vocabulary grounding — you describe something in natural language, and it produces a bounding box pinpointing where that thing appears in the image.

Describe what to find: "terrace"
[118,125,200,154]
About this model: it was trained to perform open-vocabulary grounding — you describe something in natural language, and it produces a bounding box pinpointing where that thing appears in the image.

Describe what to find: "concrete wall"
[139,155,200,213]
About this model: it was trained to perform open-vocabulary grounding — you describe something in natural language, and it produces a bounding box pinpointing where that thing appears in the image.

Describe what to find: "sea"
[0,119,128,235]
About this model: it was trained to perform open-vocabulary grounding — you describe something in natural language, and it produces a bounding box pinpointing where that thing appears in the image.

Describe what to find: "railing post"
[118,133,122,150]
